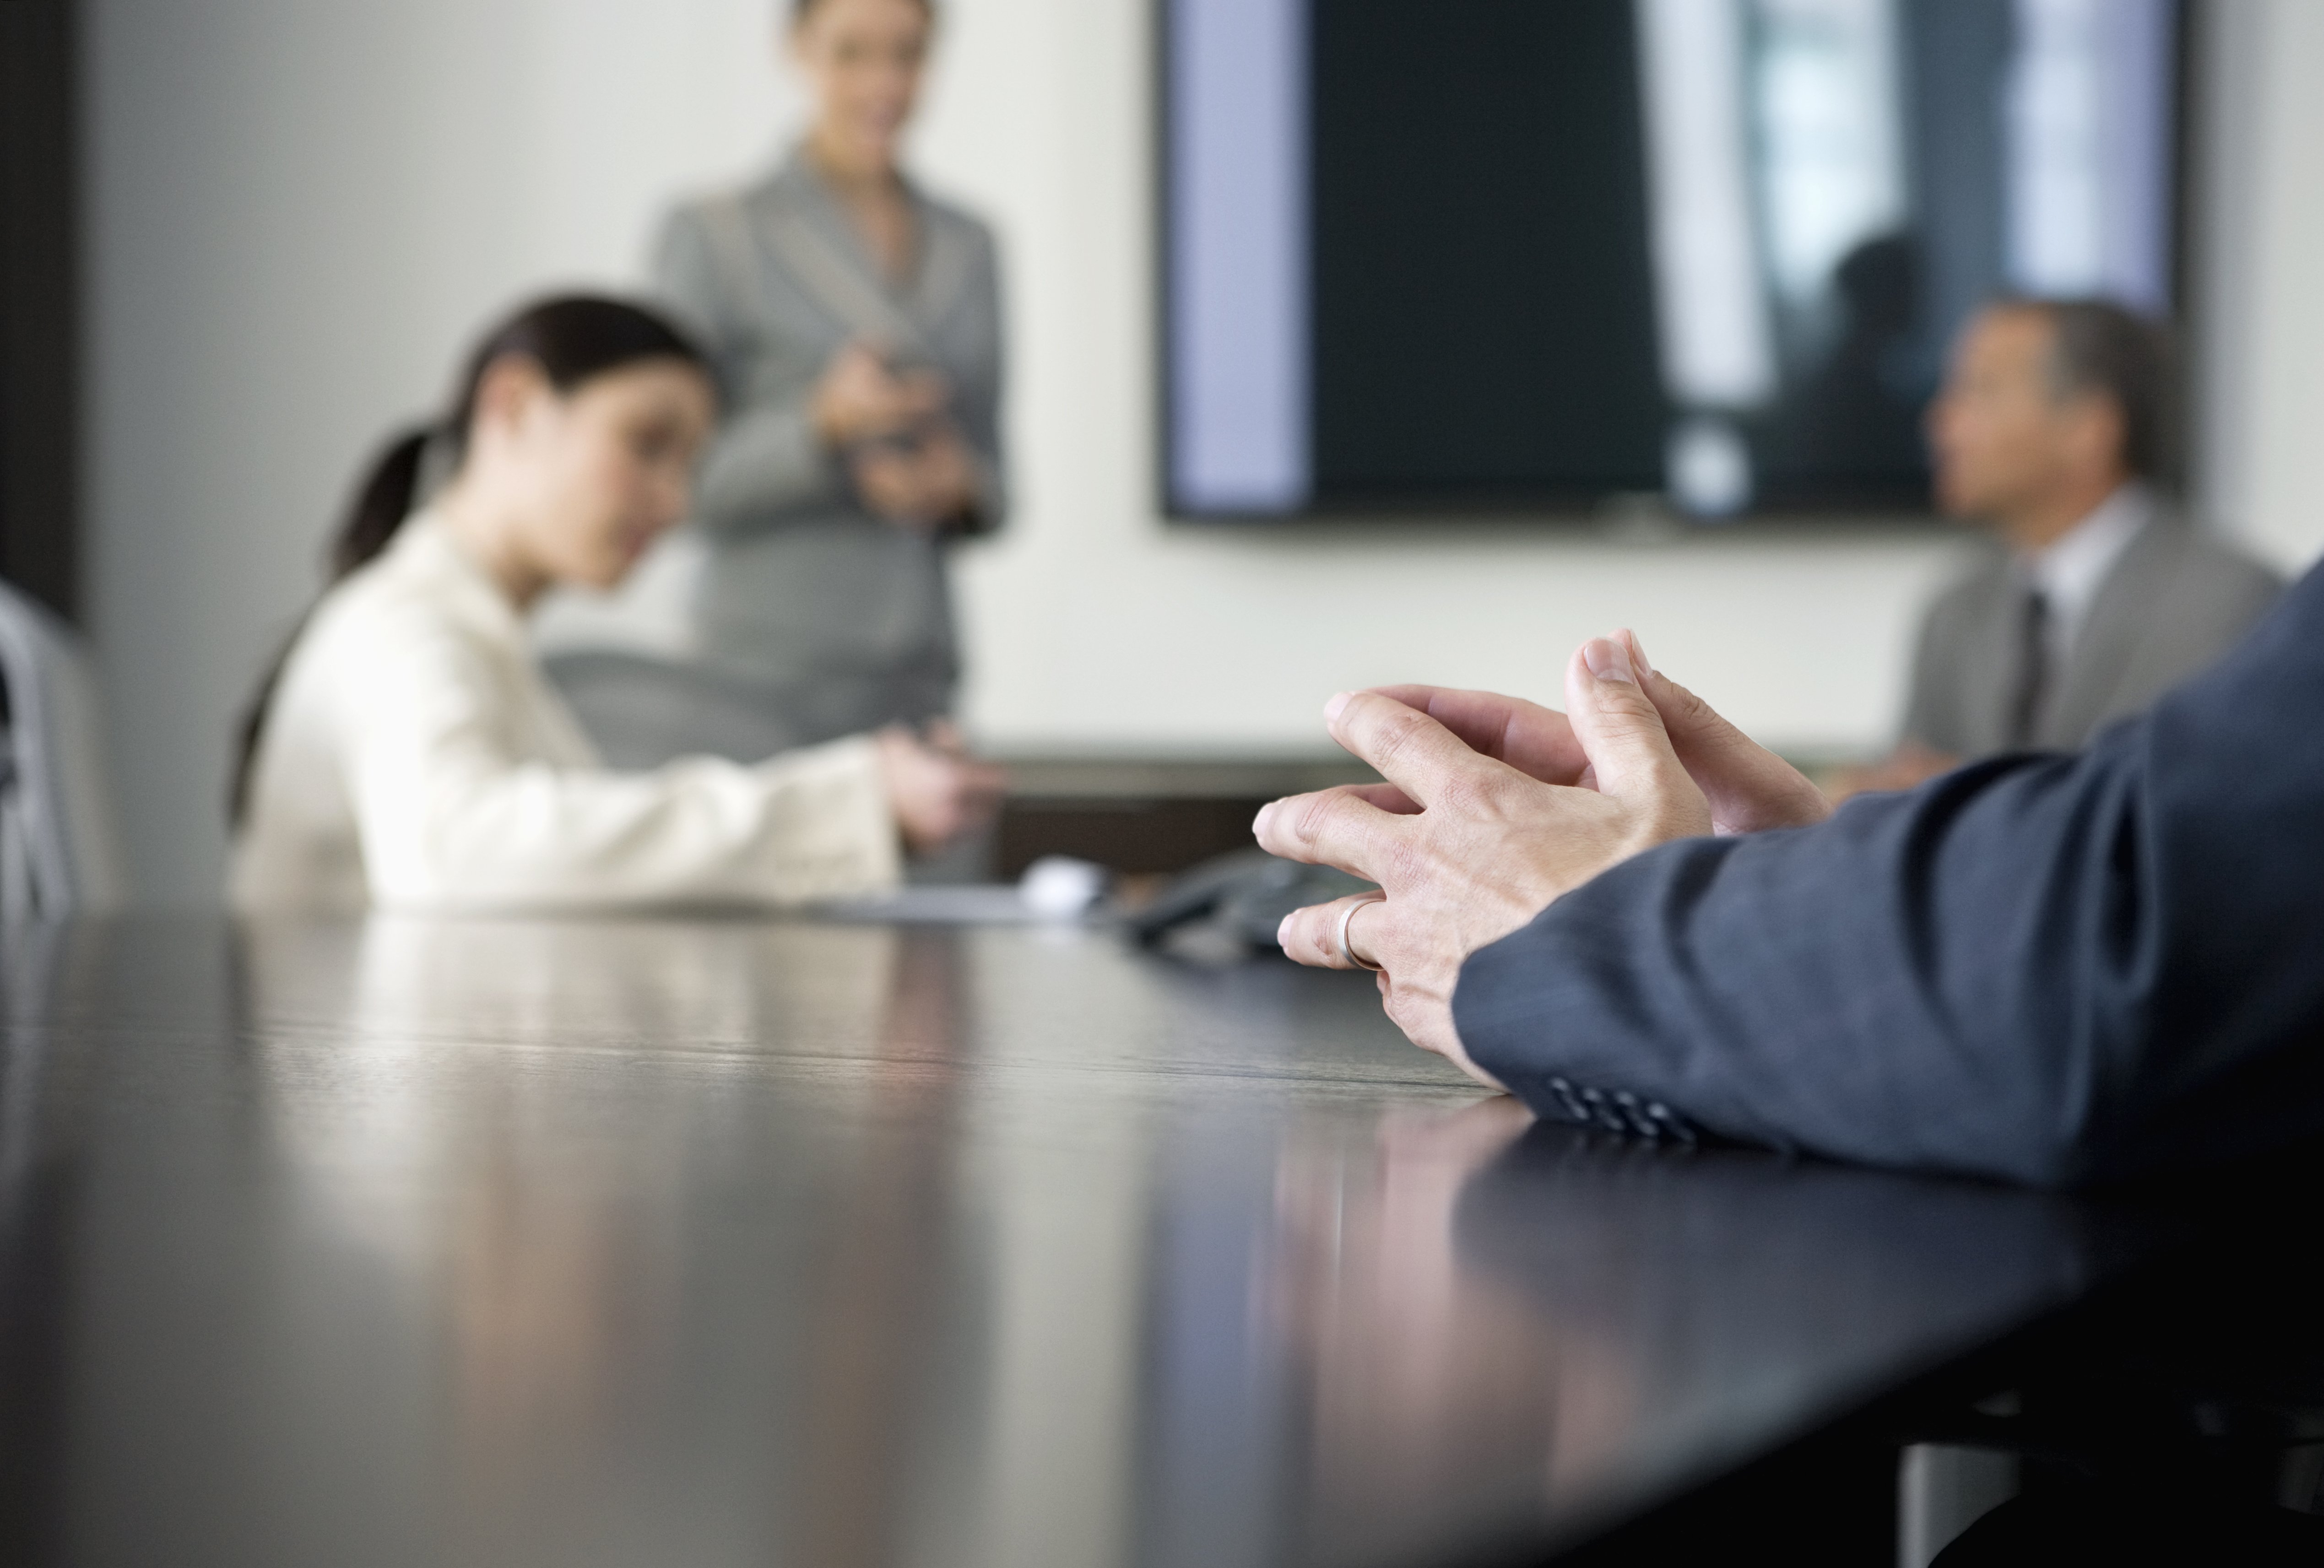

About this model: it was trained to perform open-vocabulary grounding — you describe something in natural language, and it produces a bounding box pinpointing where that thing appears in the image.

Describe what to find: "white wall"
[83,0,803,903]
[83,0,2324,905]
[2193,0,2324,573]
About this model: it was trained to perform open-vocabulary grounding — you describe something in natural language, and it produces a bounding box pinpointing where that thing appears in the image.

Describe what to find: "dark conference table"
[0,914,2224,1565]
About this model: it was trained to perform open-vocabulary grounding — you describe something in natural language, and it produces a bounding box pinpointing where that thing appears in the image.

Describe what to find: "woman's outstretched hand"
[1253,633,1829,1086]
[877,725,1005,854]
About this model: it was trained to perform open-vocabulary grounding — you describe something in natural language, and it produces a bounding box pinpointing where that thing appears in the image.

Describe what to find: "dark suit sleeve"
[1454,564,2324,1188]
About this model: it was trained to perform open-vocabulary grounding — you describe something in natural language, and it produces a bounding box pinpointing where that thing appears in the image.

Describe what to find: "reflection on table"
[0,917,2113,1567]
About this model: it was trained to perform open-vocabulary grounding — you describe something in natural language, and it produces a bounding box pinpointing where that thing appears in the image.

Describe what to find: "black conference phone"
[1124,848,1376,954]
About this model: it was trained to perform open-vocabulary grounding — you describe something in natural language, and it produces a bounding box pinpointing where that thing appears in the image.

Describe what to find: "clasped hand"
[810,342,978,531]
[1253,632,1832,1089]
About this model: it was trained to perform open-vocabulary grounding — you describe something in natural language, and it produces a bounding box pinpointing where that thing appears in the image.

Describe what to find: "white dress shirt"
[229,514,901,913]
[2021,483,2154,667]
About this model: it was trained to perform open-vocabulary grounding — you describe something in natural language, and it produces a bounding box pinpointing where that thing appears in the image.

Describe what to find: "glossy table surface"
[0,915,2143,1567]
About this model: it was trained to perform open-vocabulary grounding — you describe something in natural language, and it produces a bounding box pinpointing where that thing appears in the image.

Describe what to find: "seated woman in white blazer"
[230,294,999,913]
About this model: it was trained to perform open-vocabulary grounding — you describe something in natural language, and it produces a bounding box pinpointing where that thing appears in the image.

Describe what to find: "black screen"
[1310,0,1667,506]
[1164,0,2181,522]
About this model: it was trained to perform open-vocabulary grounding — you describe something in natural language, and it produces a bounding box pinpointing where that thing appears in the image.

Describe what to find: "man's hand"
[1254,632,1712,1087]
[1368,643,1831,836]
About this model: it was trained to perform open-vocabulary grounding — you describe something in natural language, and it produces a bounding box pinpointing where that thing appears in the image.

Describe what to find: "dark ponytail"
[229,294,708,830]
[334,425,436,581]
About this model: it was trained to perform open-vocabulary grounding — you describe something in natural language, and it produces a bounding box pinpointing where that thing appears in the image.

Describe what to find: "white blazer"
[229,514,900,913]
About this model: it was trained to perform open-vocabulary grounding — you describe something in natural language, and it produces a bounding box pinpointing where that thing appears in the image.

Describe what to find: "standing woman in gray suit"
[653,0,1003,753]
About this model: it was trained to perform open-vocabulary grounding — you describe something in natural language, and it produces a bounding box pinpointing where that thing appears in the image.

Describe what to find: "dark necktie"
[2008,585,2051,749]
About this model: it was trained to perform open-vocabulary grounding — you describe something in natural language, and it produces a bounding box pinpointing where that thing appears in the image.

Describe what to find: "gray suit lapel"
[747,155,967,363]
[754,167,928,351]
[908,202,976,332]
[2036,518,2184,748]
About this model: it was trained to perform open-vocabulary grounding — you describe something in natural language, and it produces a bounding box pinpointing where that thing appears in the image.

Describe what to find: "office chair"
[0,578,126,920]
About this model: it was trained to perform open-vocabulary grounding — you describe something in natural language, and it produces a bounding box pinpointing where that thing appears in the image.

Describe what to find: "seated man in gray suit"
[1856,299,2280,791]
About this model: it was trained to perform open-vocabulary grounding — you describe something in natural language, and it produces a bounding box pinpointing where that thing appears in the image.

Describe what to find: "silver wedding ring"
[1335,892,1387,973]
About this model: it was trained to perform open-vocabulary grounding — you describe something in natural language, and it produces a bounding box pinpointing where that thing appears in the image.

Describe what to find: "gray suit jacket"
[650,148,1008,753]
[1902,514,2283,756]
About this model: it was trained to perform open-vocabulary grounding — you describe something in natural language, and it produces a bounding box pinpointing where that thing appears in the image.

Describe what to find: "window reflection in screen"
[1636,0,2177,513]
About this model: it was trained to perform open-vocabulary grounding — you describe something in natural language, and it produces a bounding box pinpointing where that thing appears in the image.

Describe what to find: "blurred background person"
[230,295,999,914]
[1844,300,2282,795]
[556,0,1004,775]
[1768,234,1930,501]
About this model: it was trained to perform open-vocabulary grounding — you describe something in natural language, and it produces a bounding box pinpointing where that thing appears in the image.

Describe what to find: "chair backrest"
[0,579,126,919]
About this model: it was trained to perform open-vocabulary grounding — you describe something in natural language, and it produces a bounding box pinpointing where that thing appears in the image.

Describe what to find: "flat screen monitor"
[1162,0,2183,522]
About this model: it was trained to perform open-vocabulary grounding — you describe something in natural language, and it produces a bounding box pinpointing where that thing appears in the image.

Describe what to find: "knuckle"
[1430,767,1484,816]
[1356,699,1427,765]
[1663,678,1713,726]
[1304,907,1342,963]
[1594,706,1672,751]
[1445,760,1518,816]
[1598,684,1663,723]
[1289,790,1347,847]
[1381,836,1431,893]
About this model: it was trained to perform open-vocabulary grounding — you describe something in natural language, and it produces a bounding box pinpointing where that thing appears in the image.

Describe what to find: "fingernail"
[1252,802,1276,838]
[1324,692,1354,725]
[1583,638,1636,685]
[1276,914,1295,949]
[1624,630,1654,678]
